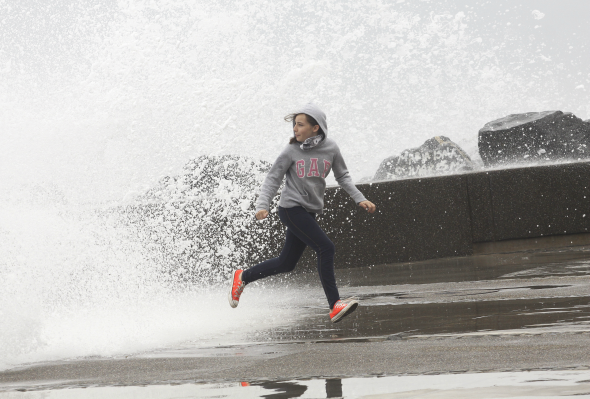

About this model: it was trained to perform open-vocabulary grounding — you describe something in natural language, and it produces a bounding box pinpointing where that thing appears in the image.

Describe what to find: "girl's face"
[293,114,319,142]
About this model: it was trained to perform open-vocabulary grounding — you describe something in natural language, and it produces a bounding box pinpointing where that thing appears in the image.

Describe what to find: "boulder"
[374,136,475,181]
[478,111,590,167]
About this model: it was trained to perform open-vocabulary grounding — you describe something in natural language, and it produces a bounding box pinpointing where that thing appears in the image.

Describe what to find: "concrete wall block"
[316,176,473,268]
[249,161,590,270]
[466,172,495,243]
[487,162,590,240]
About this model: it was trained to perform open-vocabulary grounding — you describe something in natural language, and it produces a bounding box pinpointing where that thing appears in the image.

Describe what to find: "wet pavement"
[243,246,590,342]
[1,244,590,397]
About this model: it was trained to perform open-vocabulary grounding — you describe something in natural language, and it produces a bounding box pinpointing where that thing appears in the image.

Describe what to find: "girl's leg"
[241,216,307,284]
[279,206,340,309]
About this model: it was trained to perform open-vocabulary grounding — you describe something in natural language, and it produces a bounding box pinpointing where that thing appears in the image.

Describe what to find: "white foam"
[0,204,306,371]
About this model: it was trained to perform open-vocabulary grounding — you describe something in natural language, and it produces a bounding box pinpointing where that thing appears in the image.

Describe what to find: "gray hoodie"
[255,103,367,215]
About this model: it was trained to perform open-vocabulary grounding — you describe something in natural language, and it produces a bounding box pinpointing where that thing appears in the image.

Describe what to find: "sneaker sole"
[331,301,359,323]
[228,291,238,308]
[228,271,240,308]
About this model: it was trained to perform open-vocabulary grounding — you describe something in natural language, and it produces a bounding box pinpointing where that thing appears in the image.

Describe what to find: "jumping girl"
[228,103,376,323]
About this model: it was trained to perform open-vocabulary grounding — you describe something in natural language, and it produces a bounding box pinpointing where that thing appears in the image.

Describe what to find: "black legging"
[241,206,340,308]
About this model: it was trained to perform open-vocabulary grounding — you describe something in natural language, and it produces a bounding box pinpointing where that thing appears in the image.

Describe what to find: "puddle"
[355,285,573,300]
[2,369,589,398]
[324,249,590,287]
[253,247,590,342]
[253,296,590,341]
[500,261,590,278]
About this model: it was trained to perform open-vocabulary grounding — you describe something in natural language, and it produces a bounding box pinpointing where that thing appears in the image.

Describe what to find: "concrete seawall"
[269,161,590,269]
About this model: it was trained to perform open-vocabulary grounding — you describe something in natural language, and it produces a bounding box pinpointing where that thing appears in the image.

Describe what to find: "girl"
[228,103,376,323]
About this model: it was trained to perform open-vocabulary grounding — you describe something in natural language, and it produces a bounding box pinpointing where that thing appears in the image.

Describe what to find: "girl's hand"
[358,200,376,213]
[255,209,269,220]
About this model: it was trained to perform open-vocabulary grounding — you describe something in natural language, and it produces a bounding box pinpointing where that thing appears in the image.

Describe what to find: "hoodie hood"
[294,102,328,137]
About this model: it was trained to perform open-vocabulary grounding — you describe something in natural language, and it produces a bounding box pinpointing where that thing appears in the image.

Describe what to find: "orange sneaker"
[329,297,359,323]
[228,269,245,308]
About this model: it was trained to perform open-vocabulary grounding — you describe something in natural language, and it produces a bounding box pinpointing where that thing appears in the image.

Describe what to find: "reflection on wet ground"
[235,371,590,399]
[235,379,343,399]
[3,370,590,398]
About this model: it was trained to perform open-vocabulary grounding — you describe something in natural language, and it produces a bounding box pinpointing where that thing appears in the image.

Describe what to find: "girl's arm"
[255,148,292,214]
[332,146,368,205]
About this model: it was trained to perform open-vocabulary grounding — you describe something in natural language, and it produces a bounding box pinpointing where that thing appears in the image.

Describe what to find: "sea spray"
[119,154,284,283]
[2,0,588,371]
[3,1,587,207]
[0,181,303,371]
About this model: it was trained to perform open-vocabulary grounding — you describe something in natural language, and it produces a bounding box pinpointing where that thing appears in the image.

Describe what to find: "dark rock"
[374,136,475,181]
[473,162,590,242]
[478,111,590,167]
